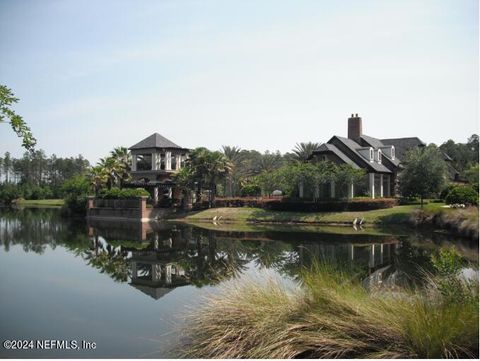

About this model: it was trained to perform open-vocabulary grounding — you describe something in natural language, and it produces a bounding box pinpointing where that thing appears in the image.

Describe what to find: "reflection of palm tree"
[83,239,131,282]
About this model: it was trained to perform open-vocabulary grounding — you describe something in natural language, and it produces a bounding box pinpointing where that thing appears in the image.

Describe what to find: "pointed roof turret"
[129,133,184,150]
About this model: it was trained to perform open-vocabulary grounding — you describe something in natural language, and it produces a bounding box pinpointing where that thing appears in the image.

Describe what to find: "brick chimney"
[348,113,362,142]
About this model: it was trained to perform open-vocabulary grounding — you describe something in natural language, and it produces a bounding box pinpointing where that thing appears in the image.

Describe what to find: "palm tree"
[221,146,243,197]
[89,166,108,194]
[182,148,232,204]
[109,147,131,187]
[292,142,321,162]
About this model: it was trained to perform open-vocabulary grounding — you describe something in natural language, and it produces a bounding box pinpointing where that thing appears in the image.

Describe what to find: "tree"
[3,152,11,183]
[221,145,243,197]
[291,142,321,162]
[176,147,232,204]
[399,145,447,206]
[465,164,479,191]
[0,85,36,151]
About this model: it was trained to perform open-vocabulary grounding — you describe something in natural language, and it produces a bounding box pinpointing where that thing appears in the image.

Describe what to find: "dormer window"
[377,149,382,164]
[369,148,374,162]
[391,146,395,160]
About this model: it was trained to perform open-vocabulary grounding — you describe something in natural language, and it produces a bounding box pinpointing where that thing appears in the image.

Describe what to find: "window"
[171,154,177,170]
[377,150,382,164]
[136,154,152,171]
[369,148,374,162]
[391,146,395,160]
[322,155,327,161]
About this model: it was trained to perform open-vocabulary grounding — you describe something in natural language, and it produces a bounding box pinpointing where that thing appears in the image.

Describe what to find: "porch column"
[369,244,375,268]
[299,182,304,198]
[369,173,375,199]
[166,152,172,170]
[151,152,156,170]
[330,181,336,198]
[348,244,354,261]
[165,264,172,285]
[131,262,138,280]
[348,183,354,199]
[132,155,137,171]
[385,175,391,197]
[153,187,159,206]
[380,174,384,197]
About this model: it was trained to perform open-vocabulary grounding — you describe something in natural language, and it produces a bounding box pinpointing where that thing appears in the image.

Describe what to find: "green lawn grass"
[15,199,65,207]
[176,203,446,226]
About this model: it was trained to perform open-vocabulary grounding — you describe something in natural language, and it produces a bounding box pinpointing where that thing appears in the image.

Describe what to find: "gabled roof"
[380,137,426,161]
[360,135,384,149]
[332,136,392,173]
[313,144,360,169]
[129,133,184,150]
[358,135,399,167]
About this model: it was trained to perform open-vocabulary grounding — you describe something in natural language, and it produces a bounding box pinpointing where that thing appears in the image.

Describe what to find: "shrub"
[439,184,457,200]
[445,186,479,206]
[264,197,398,212]
[61,175,91,214]
[0,183,23,204]
[240,183,261,197]
[212,197,398,212]
[99,187,150,199]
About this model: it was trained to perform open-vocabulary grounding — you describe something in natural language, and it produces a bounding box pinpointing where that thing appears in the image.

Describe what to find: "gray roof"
[361,134,385,149]
[332,136,393,173]
[380,137,426,161]
[313,144,360,169]
[129,133,184,150]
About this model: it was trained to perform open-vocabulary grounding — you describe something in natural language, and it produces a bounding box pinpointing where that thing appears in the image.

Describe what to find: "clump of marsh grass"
[181,262,478,359]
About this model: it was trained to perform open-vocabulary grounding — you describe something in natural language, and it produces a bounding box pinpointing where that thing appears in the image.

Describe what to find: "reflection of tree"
[0,207,90,254]
[82,235,130,282]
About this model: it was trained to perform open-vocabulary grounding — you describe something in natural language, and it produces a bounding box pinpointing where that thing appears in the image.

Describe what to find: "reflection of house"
[309,114,457,198]
[130,258,188,300]
[128,133,189,206]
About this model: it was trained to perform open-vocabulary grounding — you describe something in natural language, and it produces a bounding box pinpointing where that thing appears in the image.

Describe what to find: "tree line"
[0,151,90,201]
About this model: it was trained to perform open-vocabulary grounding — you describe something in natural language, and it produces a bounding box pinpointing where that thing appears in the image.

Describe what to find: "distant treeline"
[0,150,90,201]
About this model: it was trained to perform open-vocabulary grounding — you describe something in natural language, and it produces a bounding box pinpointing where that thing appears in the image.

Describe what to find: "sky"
[0,0,478,164]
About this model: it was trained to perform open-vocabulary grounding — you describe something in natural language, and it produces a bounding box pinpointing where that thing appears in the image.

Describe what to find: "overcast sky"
[0,0,478,163]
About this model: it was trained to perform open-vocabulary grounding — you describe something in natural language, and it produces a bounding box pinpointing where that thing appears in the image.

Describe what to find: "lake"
[0,207,477,358]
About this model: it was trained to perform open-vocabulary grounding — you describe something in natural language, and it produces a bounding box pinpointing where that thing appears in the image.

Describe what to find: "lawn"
[15,199,65,207]
[176,203,446,226]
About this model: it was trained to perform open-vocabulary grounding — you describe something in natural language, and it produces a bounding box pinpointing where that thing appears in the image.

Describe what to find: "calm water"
[0,208,477,358]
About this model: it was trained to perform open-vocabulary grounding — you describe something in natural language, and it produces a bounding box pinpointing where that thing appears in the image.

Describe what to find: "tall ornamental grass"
[182,262,478,359]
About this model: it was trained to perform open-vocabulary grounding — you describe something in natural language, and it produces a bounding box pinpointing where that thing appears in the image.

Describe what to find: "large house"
[309,114,456,199]
[128,133,189,206]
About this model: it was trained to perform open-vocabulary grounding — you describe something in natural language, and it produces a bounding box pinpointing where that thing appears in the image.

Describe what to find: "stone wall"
[86,196,172,221]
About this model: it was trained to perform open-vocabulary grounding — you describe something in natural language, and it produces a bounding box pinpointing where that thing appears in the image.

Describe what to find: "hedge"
[99,187,150,199]
[212,197,398,212]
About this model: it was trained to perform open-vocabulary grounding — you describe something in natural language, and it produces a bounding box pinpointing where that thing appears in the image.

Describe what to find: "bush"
[99,187,150,199]
[61,176,91,214]
[265,198,398,212]
[240,184,261,197]
[0,183,23,204]
[445,186,479,206]
[439,184,457,200]
[213,197,397,212]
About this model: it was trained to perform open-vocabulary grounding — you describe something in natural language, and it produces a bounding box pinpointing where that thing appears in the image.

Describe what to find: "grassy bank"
[14,199,65,207]
[176,203,445,225]
[182,262,479,359]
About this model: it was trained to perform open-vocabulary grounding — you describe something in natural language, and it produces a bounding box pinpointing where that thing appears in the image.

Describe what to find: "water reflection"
[1,208,478,300]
